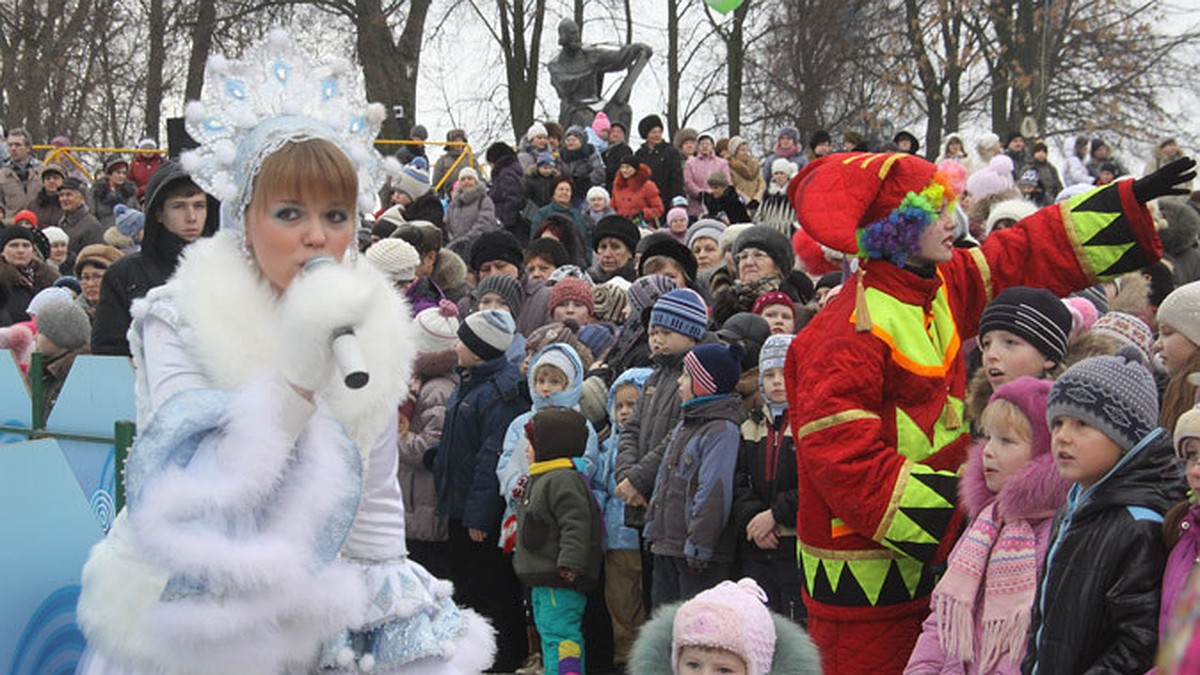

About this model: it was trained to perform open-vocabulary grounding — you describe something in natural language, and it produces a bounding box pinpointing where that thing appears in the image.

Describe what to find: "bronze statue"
[547,19,652,132]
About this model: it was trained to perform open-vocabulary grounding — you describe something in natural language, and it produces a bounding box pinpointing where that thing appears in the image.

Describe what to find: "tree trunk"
[499,0,546,140]
[725,0,749,136]
[144,0,166,141]
[574,0,583,29]
[185,0,216,101]
[666,0,679,136]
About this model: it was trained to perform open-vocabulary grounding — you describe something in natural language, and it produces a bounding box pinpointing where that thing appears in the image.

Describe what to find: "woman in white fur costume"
[75,30,495,674]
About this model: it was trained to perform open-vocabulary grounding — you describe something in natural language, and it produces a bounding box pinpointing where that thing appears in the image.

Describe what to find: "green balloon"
[705,0,745,14]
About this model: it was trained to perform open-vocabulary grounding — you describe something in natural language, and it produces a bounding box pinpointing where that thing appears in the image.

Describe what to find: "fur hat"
[638,114,664,140]
[591,282,629,324]
[734,226,794,276]
[477,273,525,315]
[526,237,570,268]
[686,219,726,249]
[394,160,432,199]
[650,288,708,341]
[458,309,515,361]
[788,152,956,262]
[593,215,640,253]
[1157,280,1200,348]
[770,158,795,177]
[985,198,1038,234]
[1089,311,1153,362]
[1047,350,1159,452]
[485,141,516,164]
[549,277,594,315]
[42,226,69,246]
[627,274,679,318]
[35,300,90,351]
[809,130,832,151]
[638,232,698,282]
[74,244,123,274]
[672,579,776,675]
[978,286,1073,364]
[365,238,420,282]
[706,170,731,189]
[777,127,800,142]
[526,122,548,140]
[470,230,524,272]
[674,127,699,151]
[591,112,611,137]
[586,185,611,206]
[684,342,745,397]
[966,156,1016,202]
[415,300,460,354]
[1174,407,1200,458]
[526,407,589,462]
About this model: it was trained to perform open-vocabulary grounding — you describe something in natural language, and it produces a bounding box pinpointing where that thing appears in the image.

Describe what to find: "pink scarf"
[933,501,1039,672]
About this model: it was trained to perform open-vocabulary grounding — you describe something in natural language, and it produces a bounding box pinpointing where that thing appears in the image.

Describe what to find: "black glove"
[1133,156,1197,203]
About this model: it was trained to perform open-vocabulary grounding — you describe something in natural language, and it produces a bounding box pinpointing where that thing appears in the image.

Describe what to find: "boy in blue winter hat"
[644,340,746,608]
[1024,350,1186,673]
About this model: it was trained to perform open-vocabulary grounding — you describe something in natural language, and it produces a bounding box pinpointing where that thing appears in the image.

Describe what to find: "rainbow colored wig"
[857,171,958,267]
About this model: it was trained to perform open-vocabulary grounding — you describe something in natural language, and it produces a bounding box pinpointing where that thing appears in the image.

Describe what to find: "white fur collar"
[139,233,414,454]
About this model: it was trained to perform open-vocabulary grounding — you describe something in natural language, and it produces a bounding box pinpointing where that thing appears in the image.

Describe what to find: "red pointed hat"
[787,152,949,255]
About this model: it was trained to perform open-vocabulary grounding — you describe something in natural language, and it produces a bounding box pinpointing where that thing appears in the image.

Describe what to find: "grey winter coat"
[399,349,459,542]
[0,158,41,213]
[644,393,743,564]
[443,184,497,250]
[59,205,105,254]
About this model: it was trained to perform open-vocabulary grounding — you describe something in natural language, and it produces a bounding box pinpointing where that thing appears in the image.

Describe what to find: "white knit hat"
[985,198,1038,234]
[457,167,479,183]
[526,122,548,140]
[415,300,460,354]
[365,238,420,282]
[42,226,69,246]
[27,287,74,316]
[1158,280,1200,348]
[770,158,794,177]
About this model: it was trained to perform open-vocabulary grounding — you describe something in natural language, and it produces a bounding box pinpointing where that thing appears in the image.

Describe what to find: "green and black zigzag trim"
[880,469,959,565]
[1070,187,1150,277]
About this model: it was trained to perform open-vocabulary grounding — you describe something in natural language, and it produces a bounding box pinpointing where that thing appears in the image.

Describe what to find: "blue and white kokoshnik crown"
[180,29,400,233]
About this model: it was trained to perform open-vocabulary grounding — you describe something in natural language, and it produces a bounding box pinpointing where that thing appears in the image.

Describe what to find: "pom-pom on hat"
[1062,296,1100,338]
[364,237,420,282]
[415,300,460,354]
[591,112,611,136]
[978,286,1073,364]
[672,579,776,675]
[35,301,91,351]
[650,288,708,341]
[457,309,515,362]
[684,342,745,397]
[477,273,524,315]
[1047,349,1159,453]
[965,156,1016,202]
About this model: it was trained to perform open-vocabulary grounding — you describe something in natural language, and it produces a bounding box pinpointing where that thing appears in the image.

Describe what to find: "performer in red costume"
[784,152,1195,673]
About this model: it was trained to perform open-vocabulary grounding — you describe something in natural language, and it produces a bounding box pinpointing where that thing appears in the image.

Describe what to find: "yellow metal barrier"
[374,140,477,192]
[32,145,167,183]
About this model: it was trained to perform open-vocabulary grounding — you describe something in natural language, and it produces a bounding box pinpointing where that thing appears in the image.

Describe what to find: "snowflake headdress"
[181,29,399,234]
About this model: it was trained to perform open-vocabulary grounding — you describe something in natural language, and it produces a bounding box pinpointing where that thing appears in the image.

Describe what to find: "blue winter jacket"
[432,354,530,532]
[596,368,653,551]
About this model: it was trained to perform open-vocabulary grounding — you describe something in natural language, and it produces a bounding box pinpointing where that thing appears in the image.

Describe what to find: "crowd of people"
[6,35,1200,673]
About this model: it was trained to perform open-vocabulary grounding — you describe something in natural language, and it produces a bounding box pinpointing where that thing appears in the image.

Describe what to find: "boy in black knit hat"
[514,407,603,675]
[1024,351,1185,673]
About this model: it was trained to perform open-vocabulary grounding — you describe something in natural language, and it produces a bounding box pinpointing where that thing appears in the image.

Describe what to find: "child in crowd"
[752,291,799,335]
[600,274,679,381]
[514,408,604,675]
[431,309,531,672]
[475,272,528,363]
[733,334,802,621]
[666,207,690,243]
[550,276,595,325]
[34,300,91,415]
[627,578,823,675]
[398,300,460,580]
[906,377,1068,674]
[645,341,746,606]
[967,286,1074,423]
[686,219,726,277]
[1161,406,1200,650]
[1155,281,1200,432]
[586,186,616,229]
[595,367,654,667]
[1023,351,1185,673]
[615,288,710,529]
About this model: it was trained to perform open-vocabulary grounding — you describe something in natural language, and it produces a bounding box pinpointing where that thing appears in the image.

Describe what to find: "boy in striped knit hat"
[644,341,746,607]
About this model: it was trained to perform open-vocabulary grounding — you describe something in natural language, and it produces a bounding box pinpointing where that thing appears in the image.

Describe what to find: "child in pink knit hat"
[627,578,822,675]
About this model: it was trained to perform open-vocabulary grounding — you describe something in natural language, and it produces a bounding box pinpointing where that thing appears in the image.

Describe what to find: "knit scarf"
[932,501,1038,672]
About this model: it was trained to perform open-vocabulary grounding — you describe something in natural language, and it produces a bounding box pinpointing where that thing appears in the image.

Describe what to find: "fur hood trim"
[0,259,58,288]
[133,232,414,456]
[961,436,1070,521]
[628,600,823,675]
[414,348,458,379]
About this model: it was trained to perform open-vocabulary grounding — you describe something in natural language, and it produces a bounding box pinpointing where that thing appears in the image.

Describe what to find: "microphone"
[301,255,370,390]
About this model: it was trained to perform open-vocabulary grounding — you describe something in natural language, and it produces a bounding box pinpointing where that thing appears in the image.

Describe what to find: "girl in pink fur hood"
[906,377,1069,674]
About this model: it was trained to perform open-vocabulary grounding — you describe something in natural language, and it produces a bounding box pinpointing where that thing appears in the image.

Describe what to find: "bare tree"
[462,0,548,140]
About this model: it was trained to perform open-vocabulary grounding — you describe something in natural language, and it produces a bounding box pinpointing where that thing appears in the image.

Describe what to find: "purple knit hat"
[988,377,1054,461]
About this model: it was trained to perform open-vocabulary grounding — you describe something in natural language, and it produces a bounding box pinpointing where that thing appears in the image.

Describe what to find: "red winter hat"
[788,152,956,256]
